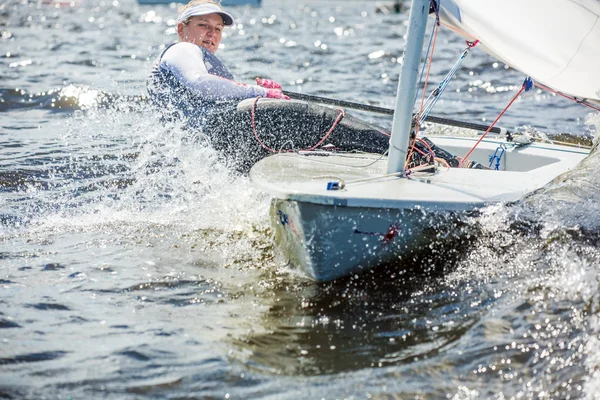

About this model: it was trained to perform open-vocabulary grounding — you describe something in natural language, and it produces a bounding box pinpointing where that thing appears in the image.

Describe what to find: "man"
[147,0,288,125]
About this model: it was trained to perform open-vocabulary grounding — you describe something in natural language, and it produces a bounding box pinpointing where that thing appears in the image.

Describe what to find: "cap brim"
[178,4,235,26]
[217,11,234,26]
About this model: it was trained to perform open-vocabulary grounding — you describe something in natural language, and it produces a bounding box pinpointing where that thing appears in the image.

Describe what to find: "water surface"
[1,0,600,398]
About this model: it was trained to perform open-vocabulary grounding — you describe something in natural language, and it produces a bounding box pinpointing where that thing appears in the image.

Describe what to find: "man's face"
[178,13,224,54]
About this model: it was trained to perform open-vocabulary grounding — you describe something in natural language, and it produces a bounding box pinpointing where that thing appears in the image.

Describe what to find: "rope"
[439,21,478,41]
[405,15,442,169]
[418,40,478,127]
[406,36,477,170]
[533,82,600,112]
[250,97,345,153]
[414,137,435,159]
[417,24,440,123]
[458,77,531,168]
[415,2,440,105]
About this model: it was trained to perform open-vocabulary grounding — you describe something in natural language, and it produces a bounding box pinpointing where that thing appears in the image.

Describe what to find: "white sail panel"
[438,0,600,104]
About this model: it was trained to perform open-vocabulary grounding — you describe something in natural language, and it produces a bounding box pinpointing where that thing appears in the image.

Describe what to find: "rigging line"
[405,17,441,169]
[417,23,440,118]
[344,170,405,186]
[533,82,600,112]
[439,21,478,41]
[418,41,477,126]
[350,149,389,168]
[415,5,440,105]
[343,165,453,187]
[416,1,440,114]
[407,38,477,170]
[458,78,530,168]
[288,151,390,169]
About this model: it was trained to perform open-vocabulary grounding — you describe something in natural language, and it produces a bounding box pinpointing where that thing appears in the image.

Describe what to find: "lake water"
[2,0,600,398]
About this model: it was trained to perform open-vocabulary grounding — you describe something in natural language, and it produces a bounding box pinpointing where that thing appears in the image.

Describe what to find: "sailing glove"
[256,78,283,90]
[264,89,290,100]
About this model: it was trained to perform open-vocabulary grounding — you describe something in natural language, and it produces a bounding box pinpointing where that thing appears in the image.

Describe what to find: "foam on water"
[435,112,600,399]
[1,95,279,287]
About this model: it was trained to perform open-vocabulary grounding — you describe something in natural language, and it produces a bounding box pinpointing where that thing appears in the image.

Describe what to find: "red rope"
[305,108,345,151]
[458,84,526,168]
[405,22,441,169]
[417,24,440,121]
[440,21,478,41]
[250,97,345,153]
[533,82,600,112]
[417,137,435,158]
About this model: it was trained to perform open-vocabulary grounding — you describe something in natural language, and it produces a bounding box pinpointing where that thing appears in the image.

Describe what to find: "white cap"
[178,3,235,26]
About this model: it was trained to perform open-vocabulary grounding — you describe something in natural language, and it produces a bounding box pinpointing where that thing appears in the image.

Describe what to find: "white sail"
[438,0,600,105]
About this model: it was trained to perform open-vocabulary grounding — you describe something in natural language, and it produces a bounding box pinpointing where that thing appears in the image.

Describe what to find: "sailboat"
[249,0,600,282]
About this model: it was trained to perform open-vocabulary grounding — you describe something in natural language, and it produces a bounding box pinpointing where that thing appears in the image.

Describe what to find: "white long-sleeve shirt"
[158,42,267,101]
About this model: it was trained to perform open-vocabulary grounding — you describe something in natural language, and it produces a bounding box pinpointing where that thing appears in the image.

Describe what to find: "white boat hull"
[251,136,590,281]
[271,198,472,281]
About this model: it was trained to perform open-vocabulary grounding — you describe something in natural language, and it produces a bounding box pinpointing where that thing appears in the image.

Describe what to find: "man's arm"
[160,42,268,101]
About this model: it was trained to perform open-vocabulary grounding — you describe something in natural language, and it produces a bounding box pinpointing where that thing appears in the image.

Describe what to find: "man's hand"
[265,89,290,100]
[256,77,283,90]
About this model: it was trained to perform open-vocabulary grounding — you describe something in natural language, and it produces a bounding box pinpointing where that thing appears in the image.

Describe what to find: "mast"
[387,0,430,173]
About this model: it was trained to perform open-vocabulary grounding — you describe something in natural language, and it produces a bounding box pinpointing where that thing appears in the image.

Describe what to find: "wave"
[0,84,149,113]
